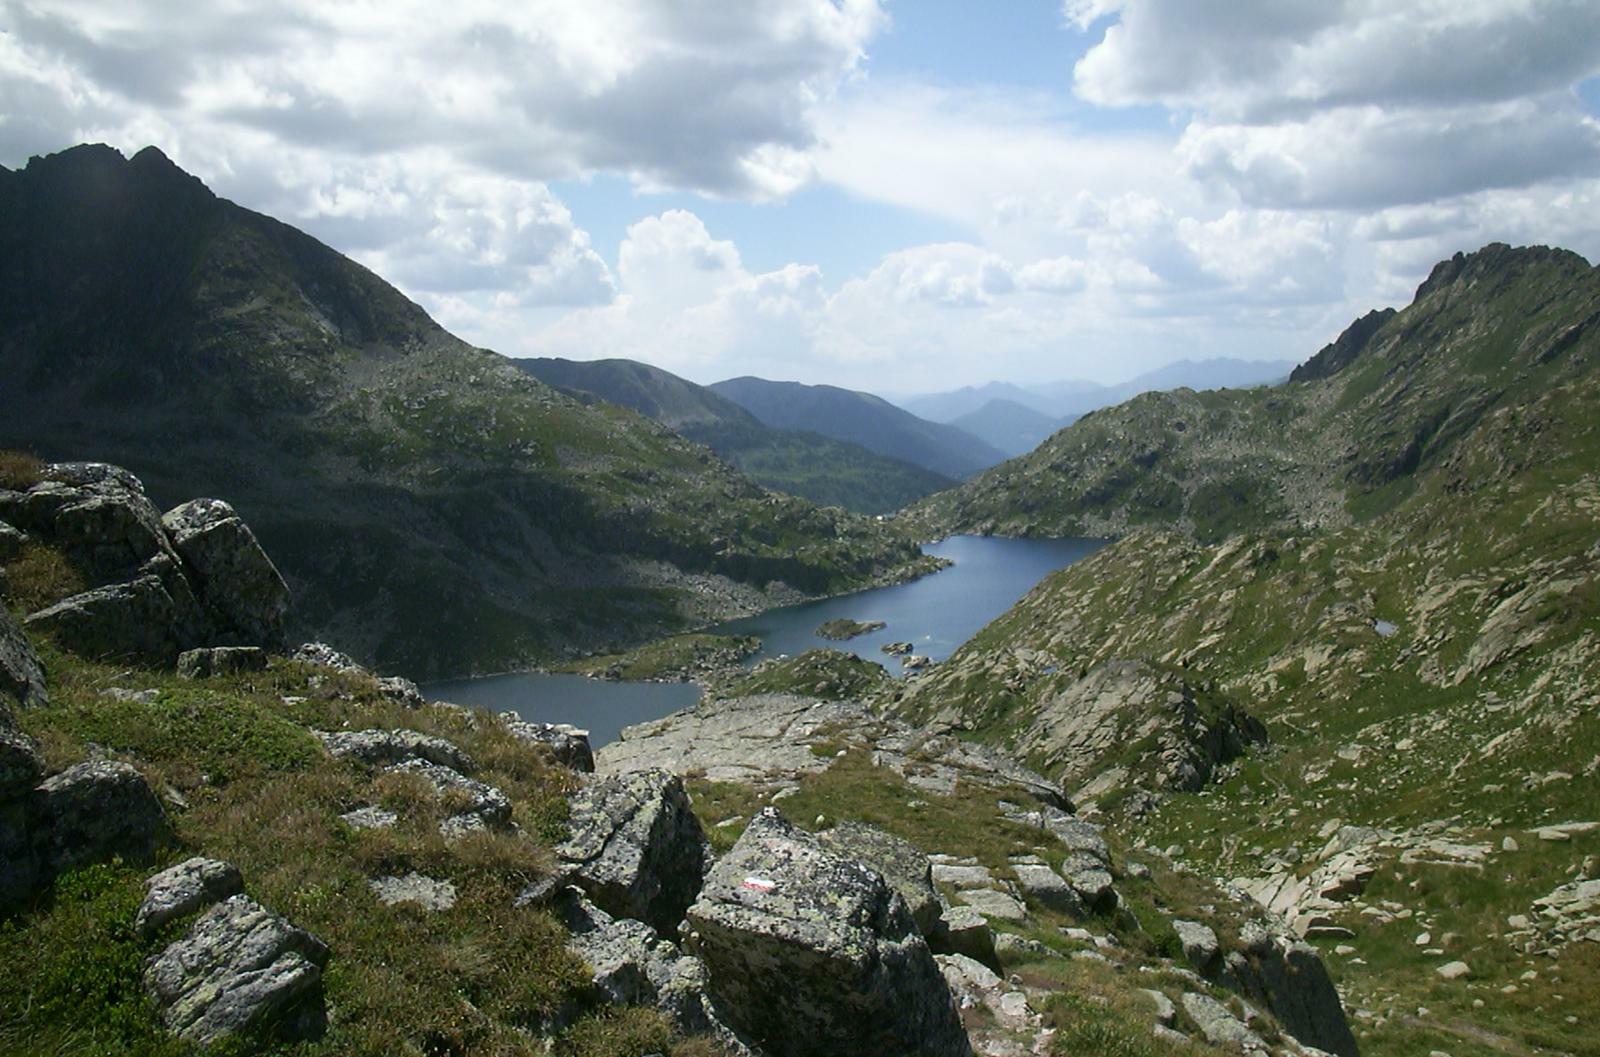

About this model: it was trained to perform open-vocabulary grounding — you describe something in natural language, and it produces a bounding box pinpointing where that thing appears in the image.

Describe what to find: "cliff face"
[0,145,926,678]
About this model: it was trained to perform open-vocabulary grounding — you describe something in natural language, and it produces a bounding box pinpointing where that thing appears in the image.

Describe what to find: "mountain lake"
[424,534,1105,747]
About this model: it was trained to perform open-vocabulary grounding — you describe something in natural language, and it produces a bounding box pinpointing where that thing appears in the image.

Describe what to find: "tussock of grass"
[0,449,43,491]
[4,542,87,613]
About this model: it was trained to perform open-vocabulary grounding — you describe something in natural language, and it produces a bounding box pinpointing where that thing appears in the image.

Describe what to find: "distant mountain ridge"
[0,144,926,676]
[947,399,1073,458]
[515,357,953,514]
[910,243,1600,542]
[709,376,1008,480]
[900,357,1298,424]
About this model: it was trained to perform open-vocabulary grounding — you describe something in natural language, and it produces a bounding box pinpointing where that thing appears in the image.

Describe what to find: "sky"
[3,1,1600,393]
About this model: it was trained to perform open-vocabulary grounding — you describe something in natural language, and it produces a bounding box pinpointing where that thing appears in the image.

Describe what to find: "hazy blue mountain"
[948,398,1073,458]
[515,357,954,514]
[709,376,1008,479]
[901,357,1299,425]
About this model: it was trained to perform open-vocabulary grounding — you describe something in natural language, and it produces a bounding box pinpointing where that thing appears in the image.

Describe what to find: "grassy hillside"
[888,243,1600,1056]
[517,357,953,514]
[0,145,927,678]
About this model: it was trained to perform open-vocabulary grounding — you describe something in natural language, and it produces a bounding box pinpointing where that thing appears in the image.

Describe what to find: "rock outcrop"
[816,820,942,937]
[502,715,595,772]
[556,769,709,936]
[7,464,290,664]
[136,856,246,937]
[685,809,971,1057]
[145,894,329,1045]
[1,607,47,709]
[1,757,170,909]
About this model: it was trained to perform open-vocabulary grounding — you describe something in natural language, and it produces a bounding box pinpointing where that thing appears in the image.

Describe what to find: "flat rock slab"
[933,902,998,967]
[557,768,708,936]
[931,862,994,889]
[686,808,971,1057]
[146,894,329,1046]
[320,729,476,774]
[955,888,1028,923]
[339,805,399,831]
[370,872,457,911]
[137,857,244,937]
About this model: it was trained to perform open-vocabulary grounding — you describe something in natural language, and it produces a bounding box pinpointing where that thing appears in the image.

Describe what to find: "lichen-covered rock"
[503,714,596,772]
[0,520,26,563]
[557,769,709,935]
[0,464,169,579]
[177,646,268,679]
[145,894,329,1045]
[136,857,245,937]
[0,604,46,713]
[290,642,363,672]
[369,873,457,911]
[816,820,941,937]
[25,575,183,664]
[0,726,45,796]
[685,808,971,1057]
[320,729,476,774]
[376,675,426,709]
[557,889,760,1055]
[162,498,290,649]
[34,759,169,876]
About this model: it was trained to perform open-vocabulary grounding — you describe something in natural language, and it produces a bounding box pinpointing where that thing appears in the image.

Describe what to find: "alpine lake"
[425,535,1105,747]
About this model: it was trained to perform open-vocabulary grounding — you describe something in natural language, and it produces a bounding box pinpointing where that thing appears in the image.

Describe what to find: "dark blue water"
[424,535,1103,746]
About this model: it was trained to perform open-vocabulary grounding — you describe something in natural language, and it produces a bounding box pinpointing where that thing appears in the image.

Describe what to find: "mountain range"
[708,376,1008,479]
[897,358,1298,456]
[515,357,953,514]
[0,144,927,677]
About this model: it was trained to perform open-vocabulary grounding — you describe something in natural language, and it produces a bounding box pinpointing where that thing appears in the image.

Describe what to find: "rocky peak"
[1289,307,1397,383]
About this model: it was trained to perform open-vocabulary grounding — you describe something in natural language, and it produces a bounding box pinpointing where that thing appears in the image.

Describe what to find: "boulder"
[25,575,183,664]
[145,894,329,1045]
[1181,992,1265,1052]
[503,714,596,772]
[177,646,269,679]
[34,759,169,876]
[162,498,291,648]
[320,729,476,774]
[557,769,709,936]
[817,821,941,936]
[931,902,998,968]
[1,465,168,579]
[136,857,245,938]
[1011,862,1086,917]
[376,675,426,709]
[557,889,758,1054]
[0,520,26,562]
[0,726,45,797]
[684,808,971,1057]
[0,606,47,709]
[955,887,1028,923]
[1060,851,1116,911]
[384,758,510,836]
[1218,921,1358,1057]
[290,642,364,672]
[1173,919,1221,972]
